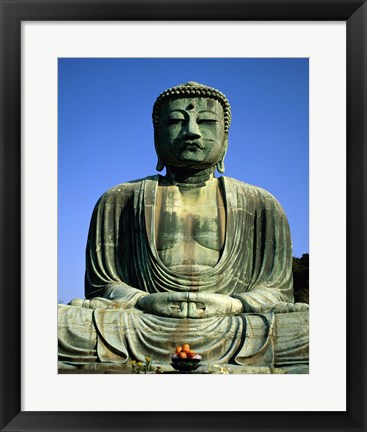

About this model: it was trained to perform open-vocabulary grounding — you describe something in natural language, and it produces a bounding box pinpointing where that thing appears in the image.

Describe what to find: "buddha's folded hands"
[137,292,244,318]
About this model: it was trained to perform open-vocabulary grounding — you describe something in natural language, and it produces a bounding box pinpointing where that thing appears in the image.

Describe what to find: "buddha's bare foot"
[268,302,309,314]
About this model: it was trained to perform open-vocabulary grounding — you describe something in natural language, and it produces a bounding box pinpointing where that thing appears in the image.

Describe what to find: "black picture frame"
[0,1,365,431]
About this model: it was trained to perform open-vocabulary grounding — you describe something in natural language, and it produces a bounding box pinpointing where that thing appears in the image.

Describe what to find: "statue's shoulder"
[222,176,285,212]
[222,176,276,199]
[98,175,158,204]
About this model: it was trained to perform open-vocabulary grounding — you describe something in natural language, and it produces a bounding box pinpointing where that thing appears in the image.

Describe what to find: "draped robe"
[58,175,308,367]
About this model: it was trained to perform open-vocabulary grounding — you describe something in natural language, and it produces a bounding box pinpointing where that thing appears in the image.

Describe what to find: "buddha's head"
[152,82,231,173]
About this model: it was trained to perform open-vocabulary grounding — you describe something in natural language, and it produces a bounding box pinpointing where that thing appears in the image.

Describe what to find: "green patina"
[58,82,309,373]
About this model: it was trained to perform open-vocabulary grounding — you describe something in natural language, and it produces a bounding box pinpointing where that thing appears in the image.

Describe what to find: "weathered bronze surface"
[58,82,309,373]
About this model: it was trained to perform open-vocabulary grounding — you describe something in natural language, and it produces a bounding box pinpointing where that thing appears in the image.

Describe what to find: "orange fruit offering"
[173,344,200,361]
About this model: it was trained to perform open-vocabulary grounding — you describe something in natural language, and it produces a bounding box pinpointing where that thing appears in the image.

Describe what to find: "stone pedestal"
[58,362,308,374]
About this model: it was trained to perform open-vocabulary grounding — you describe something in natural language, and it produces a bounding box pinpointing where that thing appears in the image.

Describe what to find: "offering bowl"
[171,356,202,372]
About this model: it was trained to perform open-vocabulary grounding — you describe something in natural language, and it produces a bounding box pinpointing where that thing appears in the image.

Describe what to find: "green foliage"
[292,253,309,304]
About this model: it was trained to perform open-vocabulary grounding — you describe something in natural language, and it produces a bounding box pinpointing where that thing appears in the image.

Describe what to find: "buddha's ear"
[223,134,229,154]
[154,132,165,172]
[216,134,229,174]
[154,131,159,152]
[156,158,165,172]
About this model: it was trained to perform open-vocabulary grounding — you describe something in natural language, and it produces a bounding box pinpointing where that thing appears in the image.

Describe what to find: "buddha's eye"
[166,118,184,125]
[197,119,218,125]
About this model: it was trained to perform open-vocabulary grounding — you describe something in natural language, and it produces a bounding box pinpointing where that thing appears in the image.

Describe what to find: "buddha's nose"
[184,118,201,138]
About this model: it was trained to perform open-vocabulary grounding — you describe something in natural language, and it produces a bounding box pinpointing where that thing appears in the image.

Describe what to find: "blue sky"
[58,58,309,303]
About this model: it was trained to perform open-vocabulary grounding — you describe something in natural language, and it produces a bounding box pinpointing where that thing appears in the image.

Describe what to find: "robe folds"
[58,175,309,367]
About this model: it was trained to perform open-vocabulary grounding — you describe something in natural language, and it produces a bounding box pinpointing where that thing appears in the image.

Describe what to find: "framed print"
[57,57,310,377]
[0,1,366,431]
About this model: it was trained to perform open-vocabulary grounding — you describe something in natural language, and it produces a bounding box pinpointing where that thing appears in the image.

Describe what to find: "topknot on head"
[152,82,232,133]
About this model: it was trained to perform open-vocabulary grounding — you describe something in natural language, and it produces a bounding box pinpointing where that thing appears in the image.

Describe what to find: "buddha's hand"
[136,292,193,318]
[136,292,243,319]
[183,293,244,318]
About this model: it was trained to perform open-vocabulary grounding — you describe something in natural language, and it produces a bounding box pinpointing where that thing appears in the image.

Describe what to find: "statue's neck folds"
[165,166,215,188]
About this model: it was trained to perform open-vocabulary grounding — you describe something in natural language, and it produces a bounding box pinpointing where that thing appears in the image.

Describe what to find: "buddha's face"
[155,97,227,170]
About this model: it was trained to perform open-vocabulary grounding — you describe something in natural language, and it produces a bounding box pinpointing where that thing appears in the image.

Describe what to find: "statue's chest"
[154,184,226,252]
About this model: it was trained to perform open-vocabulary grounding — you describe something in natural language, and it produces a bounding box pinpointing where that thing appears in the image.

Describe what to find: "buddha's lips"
[182,141,204,150]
